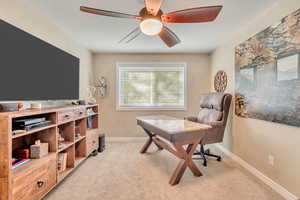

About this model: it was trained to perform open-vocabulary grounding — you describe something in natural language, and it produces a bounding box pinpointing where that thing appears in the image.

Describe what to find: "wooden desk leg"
[169,138,202,185]
[169,160,187,185]
[140,128,163,154]
[140,138,152,154]
[186,143,202,177]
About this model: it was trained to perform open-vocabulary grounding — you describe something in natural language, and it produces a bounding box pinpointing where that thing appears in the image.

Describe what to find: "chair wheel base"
[193,145,222,166]
[205,149,210,154]
[91,150,98,156]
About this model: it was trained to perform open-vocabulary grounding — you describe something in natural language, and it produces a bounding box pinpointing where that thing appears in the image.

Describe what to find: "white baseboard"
[214,144,299,200]
[106,137,147,142]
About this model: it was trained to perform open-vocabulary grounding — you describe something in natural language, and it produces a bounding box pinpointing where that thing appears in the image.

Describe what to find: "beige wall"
[210,0,300,197]
[5,0,298,196]
[0,0,93,100]
[93,53,211,137]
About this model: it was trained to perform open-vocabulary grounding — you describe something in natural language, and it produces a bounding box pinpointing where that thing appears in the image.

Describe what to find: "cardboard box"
[30,140,49,159]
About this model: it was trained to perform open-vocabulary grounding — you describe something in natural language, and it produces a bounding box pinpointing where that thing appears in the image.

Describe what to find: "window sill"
[116,106,187,111]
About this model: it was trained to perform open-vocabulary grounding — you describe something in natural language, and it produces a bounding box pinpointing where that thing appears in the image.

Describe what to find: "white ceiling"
[28,0,277,53]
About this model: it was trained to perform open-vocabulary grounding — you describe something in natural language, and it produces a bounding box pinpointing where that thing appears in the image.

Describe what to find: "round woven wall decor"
[214,70,227,93]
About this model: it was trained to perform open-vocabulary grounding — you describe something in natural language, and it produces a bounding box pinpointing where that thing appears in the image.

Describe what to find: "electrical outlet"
[268,155,275,166]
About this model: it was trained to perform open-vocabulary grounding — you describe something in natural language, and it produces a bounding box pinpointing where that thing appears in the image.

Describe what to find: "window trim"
[116,62,187,111]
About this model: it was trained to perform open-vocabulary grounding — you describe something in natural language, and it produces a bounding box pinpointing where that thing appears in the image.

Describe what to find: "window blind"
[117,63,186,110]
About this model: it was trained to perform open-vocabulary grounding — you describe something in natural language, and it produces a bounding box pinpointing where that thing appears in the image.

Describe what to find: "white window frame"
[116,62,187,111]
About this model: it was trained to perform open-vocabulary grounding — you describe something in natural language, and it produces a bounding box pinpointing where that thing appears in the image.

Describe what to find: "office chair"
[185,93,232,166]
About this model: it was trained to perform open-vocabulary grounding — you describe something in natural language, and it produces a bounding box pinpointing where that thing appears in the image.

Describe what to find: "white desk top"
[136,115,211,134]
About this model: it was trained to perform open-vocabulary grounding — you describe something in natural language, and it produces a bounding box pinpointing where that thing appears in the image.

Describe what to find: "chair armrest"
[207,121,223,128]
[184,116,198,122]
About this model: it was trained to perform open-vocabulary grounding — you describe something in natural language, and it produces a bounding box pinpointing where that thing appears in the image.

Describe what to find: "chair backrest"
[197,93,232,144]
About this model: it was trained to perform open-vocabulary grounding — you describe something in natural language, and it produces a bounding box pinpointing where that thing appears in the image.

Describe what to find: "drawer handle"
[93,141,96,144]
[79,111,83,115]
[37,181,44,188]
[64,114,69,118]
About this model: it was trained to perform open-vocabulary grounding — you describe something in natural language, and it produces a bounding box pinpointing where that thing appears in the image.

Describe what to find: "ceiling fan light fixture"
[139,19,163,36]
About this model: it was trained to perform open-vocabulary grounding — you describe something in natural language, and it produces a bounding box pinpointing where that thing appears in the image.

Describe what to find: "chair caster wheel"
[91,150,98,156]
[205,149,210,154]
[217,157,222,162]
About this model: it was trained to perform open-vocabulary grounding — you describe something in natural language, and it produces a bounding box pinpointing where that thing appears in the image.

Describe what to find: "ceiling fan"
[80,0,222,48]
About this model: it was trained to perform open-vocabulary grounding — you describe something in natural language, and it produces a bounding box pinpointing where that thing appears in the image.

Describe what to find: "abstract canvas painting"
[235,8,300,127]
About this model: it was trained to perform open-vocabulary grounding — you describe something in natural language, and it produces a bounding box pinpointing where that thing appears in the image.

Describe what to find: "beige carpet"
[45,141,284,200]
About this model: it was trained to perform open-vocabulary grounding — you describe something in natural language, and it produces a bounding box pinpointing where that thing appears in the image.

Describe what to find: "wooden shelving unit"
[0,105,100,200]
[75,157,86,167]
[87,113,98,117]
[58,141,73,153]
[12,124,56,139]
[58,168,73,183]
[12,152,56,178]
[75,135,86,143]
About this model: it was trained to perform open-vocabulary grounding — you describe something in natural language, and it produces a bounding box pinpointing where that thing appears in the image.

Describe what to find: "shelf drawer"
[74,108,86,119]
[12,154,57,200]
[86,129,99,155]
[58,110,74,124]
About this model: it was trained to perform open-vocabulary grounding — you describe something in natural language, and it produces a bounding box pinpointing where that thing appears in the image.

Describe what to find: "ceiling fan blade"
[159,26,180,47]
[80,6,141,20]
[161,6,222,23]
[144,0,163,16]
[119,27,142,43]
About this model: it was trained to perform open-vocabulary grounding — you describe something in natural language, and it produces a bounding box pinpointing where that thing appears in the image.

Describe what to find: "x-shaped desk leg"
[169,139,202,185]
[140,127,202,185]
[140,128,163,153]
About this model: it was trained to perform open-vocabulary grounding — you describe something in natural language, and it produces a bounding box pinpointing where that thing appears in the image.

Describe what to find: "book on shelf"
[12,158,30,169]
[58,153,67,173]
[87,117,93,129]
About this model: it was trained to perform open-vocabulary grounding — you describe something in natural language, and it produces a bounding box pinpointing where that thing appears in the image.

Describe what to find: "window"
[117,63,186,110]
[276,53,299,81]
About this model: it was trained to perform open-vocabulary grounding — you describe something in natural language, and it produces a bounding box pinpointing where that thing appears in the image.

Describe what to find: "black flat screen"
[0,19,80,101]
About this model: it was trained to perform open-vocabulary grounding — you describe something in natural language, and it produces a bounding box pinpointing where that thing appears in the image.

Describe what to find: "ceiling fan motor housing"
[139,7,163,21]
